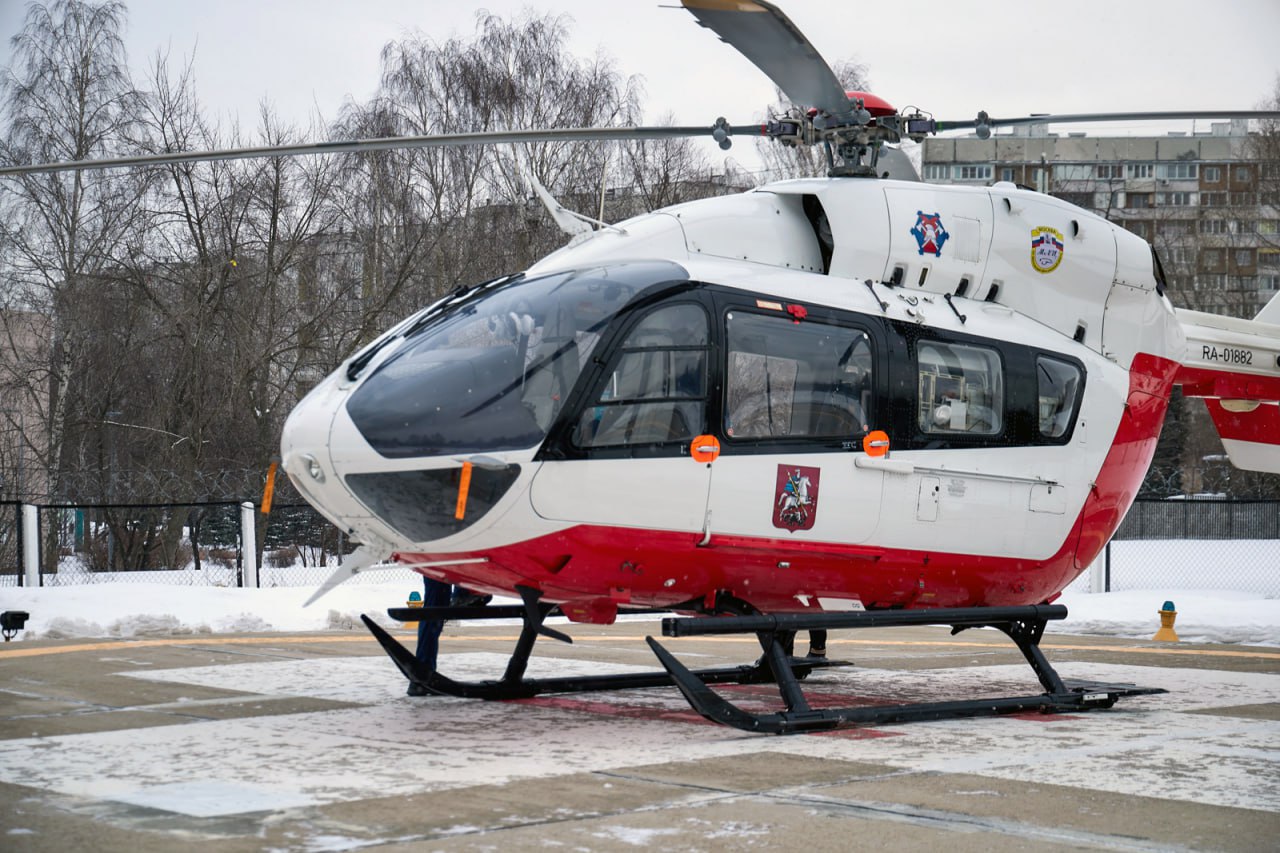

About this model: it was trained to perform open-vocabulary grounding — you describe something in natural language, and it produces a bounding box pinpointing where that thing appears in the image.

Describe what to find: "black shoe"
[406,682,429,696]
[806,648,826,659]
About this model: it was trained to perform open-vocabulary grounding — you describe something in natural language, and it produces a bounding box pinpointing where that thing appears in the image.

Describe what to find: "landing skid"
[362,585,843,701]
[647,605,1166,734]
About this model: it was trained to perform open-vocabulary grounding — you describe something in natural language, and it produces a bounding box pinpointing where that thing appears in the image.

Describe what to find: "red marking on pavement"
[511,696,710,726]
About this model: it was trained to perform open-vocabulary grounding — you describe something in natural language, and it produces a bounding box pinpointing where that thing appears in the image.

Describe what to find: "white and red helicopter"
[9,1,1280,732]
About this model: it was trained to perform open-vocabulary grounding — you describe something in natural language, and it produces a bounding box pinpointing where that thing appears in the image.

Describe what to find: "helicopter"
[7,0,1280,733]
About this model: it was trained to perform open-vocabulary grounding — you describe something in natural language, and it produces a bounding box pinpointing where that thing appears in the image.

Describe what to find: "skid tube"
[646,604,1166,734]
[363,585,845,701]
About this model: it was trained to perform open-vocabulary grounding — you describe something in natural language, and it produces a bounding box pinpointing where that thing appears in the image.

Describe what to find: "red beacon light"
[807,91,897,123]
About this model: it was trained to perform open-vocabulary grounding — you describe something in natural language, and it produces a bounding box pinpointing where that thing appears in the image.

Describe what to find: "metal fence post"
[1104,541,1111,592]
[240,501,258,589]
[21,504,39,587]
[1090,543,1105,594]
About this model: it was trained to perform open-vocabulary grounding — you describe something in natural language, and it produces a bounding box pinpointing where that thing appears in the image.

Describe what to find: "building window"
[1000,166,1015,183]
[1126,192,1151,209]
[1199,218,1229,235]
[1199,274,1226,290]
[916,341,1002,436]
[1125,221,1148,238]
[1258,275,1280,291]
[1055,164,1092,182]
[1235,249,1254,267]
[1230,192,1257,206]
[1258,221,1279,236]
[1201,249,1224,268]
[1158,163,1199,180]
[1093,191,1123,209]
[1162,221,1194,237]
[923,164,949,181]
[956,165,992,181]
[1232,219,1256,234]
[1054,191,1093,208]
[1127,163,1154,179]
[1200,192,1226,207]
[1096,164,1123,179]
[1202,166,1222,183]
[1156,191,1195,206]
[1233,166,1252,183]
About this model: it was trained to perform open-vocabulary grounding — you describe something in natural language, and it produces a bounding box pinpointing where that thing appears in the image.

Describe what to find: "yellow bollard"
[404,590,423,630]
[1152,600,1179,642]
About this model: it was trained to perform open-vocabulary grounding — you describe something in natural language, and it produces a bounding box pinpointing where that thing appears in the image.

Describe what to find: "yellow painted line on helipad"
[1,633,1277,661]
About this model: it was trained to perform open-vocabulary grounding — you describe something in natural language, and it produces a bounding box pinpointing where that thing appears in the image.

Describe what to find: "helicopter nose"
[279,372,360,522]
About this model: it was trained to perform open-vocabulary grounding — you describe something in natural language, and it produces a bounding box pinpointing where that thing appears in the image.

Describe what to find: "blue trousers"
[415,578,453,671]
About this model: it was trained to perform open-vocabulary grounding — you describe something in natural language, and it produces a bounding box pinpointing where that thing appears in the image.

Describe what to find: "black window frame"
[886,321,1086,450]
[712,291,885,456]
[539,282,713,461]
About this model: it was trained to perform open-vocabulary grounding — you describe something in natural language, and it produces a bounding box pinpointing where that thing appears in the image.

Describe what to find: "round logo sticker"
[1030,225,1065,274]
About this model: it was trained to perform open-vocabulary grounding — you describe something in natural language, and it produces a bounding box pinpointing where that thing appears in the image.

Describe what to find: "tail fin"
[1255,290,1280,326]
[1174,306,1280,475]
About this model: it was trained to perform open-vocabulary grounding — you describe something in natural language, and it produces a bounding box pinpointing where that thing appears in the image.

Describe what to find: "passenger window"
[1037,356,1082,438]
[917,341,1003,435]
[724,311,872,439]
[573,303,708,448]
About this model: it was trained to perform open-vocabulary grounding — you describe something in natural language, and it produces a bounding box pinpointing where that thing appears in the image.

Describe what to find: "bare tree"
[0,0,150,506]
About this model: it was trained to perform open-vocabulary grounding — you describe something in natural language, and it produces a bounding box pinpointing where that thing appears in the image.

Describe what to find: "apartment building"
[921,121,1279,318]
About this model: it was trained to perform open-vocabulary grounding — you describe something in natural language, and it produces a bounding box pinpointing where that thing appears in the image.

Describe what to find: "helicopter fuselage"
[281,176,1184,619]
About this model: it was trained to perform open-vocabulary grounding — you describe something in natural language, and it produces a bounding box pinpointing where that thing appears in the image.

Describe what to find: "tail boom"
[1175,306,1280,475]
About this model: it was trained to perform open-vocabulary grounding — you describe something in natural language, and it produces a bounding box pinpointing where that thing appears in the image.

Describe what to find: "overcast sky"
[2,0,1278,173]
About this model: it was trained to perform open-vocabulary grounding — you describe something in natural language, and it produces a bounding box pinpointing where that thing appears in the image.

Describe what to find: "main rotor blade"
[681,0,853,124]
[0,124,762,177]
[936,110,1280,132]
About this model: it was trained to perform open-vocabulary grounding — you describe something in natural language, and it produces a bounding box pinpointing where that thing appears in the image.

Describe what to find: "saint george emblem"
[1030,225,1065,273]
[773,464,820,531]
[910,211,949,256]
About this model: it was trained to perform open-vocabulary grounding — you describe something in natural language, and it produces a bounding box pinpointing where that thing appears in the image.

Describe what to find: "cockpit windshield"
[347,262,686,458]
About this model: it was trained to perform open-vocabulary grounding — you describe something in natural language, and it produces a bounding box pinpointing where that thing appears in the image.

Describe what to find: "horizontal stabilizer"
[1175,307,1280,474]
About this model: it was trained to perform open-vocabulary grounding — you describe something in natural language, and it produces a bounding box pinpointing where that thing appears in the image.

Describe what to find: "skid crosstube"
[647,605,1166,734]
[362,584,845,701]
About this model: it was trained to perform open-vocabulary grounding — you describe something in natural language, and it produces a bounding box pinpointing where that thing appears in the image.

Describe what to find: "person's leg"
[808,629,827,658]
[410,578,451,695]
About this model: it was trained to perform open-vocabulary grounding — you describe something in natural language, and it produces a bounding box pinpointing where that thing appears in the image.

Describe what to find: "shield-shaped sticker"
[772,464,820,531]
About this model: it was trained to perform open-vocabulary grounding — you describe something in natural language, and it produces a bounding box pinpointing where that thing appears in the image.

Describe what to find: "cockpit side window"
[572,303,709,449]
[346,270,642,458]
[724,311,872,440]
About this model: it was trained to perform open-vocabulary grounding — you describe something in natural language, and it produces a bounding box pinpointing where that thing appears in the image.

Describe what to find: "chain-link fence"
[5,497,1276,594]
[1081,499,1280,597]
[0,499,416,588]
[35,502,244,587]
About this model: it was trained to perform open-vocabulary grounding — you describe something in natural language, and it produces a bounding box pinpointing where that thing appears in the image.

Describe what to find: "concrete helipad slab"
[0,622,1276,851]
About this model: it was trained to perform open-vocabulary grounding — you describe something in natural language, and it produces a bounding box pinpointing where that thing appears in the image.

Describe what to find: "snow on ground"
[0,580,1276,647]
